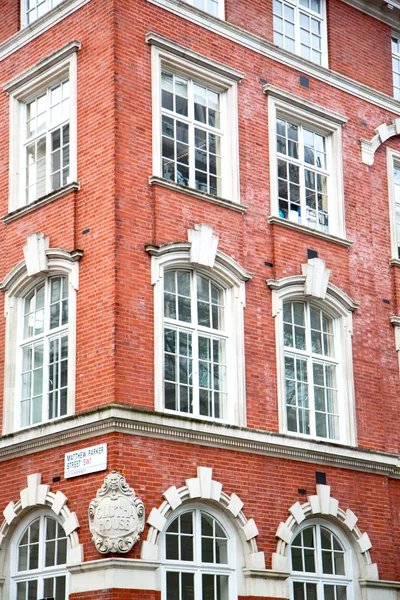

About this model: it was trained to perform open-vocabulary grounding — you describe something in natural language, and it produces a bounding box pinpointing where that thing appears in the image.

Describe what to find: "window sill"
[2,182,80,224]
[0,0,90,62]
[268,216,353,247]
[149,176,247,213]
[389,258,400,267]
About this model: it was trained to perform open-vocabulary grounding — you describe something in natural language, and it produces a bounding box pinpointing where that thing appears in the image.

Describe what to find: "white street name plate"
[65,443,107,478]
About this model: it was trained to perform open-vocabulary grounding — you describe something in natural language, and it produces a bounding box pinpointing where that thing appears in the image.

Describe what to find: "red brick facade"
[0,0,399,598]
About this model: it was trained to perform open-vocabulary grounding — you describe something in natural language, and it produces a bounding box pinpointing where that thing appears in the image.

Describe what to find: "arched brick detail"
[361,118,400,165]
[272,484,378,579]
[0,473,83,565]
[141,466,265,570]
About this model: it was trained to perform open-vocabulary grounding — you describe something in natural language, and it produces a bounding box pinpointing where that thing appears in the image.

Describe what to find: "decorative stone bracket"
[361,118,400,166]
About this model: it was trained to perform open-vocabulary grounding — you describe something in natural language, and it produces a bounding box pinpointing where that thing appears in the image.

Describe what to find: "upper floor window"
[392,36,400,101]
[269,271,357,446]
[161,72,222,197]
[162,508,235,600]
[164,270,227,419]
[150,38,241,204]
[273,0,327,66]
[283,301,338,440]
[0,238,81,435]
[23,0,63,26]
[386,148,400,260]
[13,513,68,599]
[4,42,79,214]
[290,523,352,600]
[276,116,329,233]
[266,86,346,239]
[24,80,70,205]
[184,0,224,18]
[20,277,69,428]
[147,230,250,427]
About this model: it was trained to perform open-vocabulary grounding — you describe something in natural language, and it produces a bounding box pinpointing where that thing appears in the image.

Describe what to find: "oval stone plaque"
[89,471,145,554]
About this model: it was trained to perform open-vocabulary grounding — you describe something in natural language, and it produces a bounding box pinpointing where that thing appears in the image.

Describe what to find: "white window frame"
[149,245,248,427]
[10,510,69,600]
[2,250,80,434]
[392,34,400,101]
[5,42,78,213]
[387,147,400,260]
[271,282,356,446]
[21,0,64,27]
[150,37,241,204]
[183,0,225,19]
[18,276,69,428]
[161,504,238,600]
[272,0,328,68]
[267,87,346,239]
[288,519,356,600]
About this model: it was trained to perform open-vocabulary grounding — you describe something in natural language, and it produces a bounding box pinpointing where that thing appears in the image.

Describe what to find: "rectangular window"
[393,36,400,101]
[25,80,70,205]
[163,270,227,420]
[276,116,329,232]
[273,0,326,66]
[266,86,346,239]
[283,301,339,441]
[161,71,222,197]
[5,42,79,214]
[23,0,63,26]
[150,38,241,204]
[20,277,69,428]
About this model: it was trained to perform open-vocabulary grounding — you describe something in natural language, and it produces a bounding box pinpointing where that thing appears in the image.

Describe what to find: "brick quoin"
[0,0,398,598]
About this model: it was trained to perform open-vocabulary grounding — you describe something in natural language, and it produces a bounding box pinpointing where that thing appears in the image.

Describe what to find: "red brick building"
[0,0,399,598]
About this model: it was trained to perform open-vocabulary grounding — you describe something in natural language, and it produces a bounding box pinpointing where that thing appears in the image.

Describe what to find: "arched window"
[20,276,69,427]
[269,272,357,446]
[283,300,338,440]
[148,236,250,427]
[12,513,68,599]
[162,508,236,600]
[164,269,227,419]
[0,241,81,434]
[290,523,352,600]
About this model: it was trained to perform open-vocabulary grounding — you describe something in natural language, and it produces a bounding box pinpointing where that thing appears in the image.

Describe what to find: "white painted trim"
[0,405,398,478]
[267,92,346,238]
[146,242,250,426]
[263,84,348,125]
[267,276,358,446]
[7,44,79,213]
[150,42,241,204]
[144,0,400,114]
[2,182,80,224]
[0,0,90,63]
[340,0,400,29]
[361,118,400,165]
[268,216,353,247]
[149,176,247,213]
[0,247,82,435]
[146,32,244,81]
[3,40,81,93]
